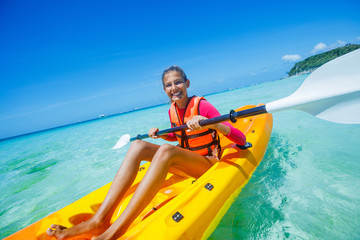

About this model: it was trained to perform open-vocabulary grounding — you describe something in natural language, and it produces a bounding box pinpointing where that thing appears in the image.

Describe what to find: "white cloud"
[282,54,302,62]
[337,40,346,46]
[328,40,347,50]
[311,42,327,54]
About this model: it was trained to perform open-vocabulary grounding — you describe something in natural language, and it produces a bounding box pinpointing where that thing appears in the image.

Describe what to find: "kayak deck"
[5,105,273,240]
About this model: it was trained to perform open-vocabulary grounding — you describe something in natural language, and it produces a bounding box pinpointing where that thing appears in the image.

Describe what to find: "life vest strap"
[176,129,214,140]
[184,138,219,152]
[174,127,214,139]
[186,129,214,139]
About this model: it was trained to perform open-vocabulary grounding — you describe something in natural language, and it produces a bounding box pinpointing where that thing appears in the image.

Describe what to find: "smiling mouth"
[172,92,182,97]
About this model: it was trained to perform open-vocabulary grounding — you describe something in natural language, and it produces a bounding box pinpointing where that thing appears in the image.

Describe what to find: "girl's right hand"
[148,128,159,139]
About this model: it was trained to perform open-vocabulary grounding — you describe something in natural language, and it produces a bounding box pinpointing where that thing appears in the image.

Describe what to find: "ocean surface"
[1,75,360,239]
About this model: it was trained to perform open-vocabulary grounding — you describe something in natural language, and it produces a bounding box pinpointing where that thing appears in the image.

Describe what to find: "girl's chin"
[171,94,183,101]
[169,93,188,103]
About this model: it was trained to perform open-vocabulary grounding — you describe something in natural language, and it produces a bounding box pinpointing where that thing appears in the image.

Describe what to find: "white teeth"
[173,92,181,96]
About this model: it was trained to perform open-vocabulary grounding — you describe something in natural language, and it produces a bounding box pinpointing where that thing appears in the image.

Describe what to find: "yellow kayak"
[5,105,273,240]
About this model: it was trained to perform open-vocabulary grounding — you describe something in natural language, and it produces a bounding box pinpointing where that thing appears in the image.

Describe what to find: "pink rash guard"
[164,100,246,146]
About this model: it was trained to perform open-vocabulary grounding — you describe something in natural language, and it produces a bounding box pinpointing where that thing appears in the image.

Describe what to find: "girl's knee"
[127,140,156,162]
[154,144,177,164]
[158,144,177,154]
[129,140,149,151]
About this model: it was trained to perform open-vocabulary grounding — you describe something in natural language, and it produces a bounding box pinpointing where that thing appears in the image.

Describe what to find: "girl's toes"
[46,228,56,236]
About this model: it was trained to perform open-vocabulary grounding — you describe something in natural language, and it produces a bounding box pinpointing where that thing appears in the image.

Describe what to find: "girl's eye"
[165,84,172,88]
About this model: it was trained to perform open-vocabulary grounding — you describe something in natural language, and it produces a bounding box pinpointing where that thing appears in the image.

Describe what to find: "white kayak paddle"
[266,49,360,123]
[113,49,360,149]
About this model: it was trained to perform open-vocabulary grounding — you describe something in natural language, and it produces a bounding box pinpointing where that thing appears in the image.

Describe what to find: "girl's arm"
[199,100,246,146]
[148,127,177,141]
[161,132,177,141]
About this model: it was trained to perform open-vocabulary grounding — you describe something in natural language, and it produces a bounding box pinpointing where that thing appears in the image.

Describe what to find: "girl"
[47,65,246,240]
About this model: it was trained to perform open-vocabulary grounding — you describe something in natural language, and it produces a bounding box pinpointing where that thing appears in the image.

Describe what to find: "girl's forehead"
[163,71,182,80]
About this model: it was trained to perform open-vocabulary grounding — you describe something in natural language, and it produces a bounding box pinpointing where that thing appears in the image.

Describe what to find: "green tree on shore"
[288,44,360,76]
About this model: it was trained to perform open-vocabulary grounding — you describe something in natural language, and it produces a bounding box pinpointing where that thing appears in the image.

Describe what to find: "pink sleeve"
[164,132,177,141]
[199,100,246,145]
[221,122,246,145]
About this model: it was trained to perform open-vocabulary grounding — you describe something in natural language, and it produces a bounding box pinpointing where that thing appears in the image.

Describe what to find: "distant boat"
[99,114,107,118]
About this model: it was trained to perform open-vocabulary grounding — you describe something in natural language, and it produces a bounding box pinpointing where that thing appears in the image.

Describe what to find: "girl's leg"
[94,144,214,240]
[47,140,160,240]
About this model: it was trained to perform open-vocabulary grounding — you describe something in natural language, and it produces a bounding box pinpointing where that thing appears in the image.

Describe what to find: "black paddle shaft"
[130,105,267,141]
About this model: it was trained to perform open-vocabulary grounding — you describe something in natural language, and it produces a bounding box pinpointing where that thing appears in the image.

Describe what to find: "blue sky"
[1,0,360,139]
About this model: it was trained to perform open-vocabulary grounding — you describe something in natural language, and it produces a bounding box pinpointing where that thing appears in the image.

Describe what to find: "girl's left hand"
[148,128,160,139]
[186,115,209,131]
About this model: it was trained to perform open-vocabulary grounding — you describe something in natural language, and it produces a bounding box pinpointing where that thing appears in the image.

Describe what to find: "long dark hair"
[162,65,188,84]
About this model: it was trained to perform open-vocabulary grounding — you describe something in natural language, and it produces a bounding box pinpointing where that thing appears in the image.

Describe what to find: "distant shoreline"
[281,72,312,80]
[287,44,360,76]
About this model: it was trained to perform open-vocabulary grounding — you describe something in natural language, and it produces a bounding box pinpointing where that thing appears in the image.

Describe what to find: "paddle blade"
[112,134,131,149]
[266,49,360,124]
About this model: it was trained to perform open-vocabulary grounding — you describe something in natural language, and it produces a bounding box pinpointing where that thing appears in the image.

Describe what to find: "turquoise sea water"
[1,75,360,239]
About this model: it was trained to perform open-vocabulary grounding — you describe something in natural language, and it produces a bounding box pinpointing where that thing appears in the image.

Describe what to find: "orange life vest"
[169,96,221,157]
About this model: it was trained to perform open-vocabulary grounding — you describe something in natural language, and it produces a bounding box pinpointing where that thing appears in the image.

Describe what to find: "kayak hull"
[5,105,273,240]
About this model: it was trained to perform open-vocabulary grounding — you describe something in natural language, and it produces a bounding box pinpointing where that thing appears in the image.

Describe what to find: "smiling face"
[163,71,190,107]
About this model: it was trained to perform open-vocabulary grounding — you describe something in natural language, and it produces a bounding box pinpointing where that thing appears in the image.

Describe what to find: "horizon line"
[0,75,298,142]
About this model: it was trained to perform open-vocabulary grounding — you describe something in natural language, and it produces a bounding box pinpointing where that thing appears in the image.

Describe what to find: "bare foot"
[46,220,109,240]
[46,224,68,240]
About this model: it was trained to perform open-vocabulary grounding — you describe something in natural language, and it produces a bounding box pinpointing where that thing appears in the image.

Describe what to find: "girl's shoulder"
[199,98,214,107]
[199,99,220,118]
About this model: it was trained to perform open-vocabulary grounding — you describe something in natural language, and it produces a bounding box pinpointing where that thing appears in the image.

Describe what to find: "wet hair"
[161,65,188,84]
